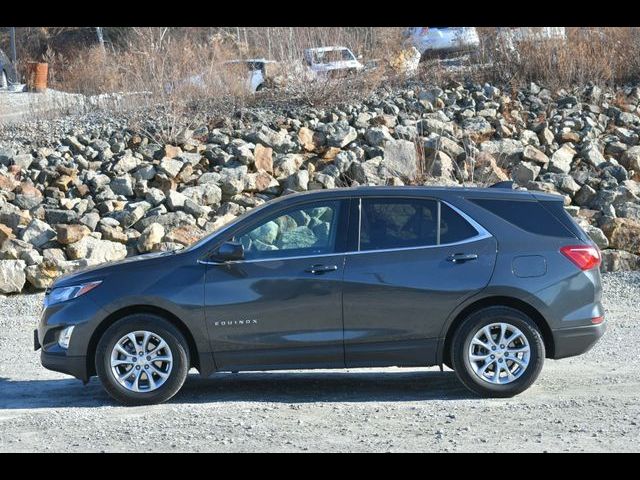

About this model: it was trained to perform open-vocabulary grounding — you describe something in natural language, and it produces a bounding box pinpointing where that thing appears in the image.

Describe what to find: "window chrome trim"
[198,199,493,266]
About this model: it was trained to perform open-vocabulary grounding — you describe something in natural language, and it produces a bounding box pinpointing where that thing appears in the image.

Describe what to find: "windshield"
[312,49,355,64]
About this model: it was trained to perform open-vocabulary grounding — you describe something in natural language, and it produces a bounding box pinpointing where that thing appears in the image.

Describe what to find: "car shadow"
[0,370,475,409]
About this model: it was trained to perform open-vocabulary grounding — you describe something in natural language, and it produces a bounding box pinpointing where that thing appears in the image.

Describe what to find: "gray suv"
[35,185,605,405]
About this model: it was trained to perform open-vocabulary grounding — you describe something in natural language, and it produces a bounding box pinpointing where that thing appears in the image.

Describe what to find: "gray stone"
[549,144,576,173]
[20,219,56,248]
[283,170,309,192]
[512,161,541,185]
[159,158,184,178]
[382,139,418,182]
[585,225,609,249]
[66,236,128,264]
[138,223,165,253]
[181,184,222,206]
[0,259,26,293]
[110,176,134,197]
[364,127,394,147]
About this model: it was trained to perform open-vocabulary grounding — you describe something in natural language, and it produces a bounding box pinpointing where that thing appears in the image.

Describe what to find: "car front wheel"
[95,314,189,406]
[451,306,545,397]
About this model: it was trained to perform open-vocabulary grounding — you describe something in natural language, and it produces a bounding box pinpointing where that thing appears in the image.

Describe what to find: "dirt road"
[1,272,639,452]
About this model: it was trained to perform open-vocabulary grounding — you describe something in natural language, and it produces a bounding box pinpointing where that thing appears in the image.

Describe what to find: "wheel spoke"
[507,346,530,355]
[509,356,528,368]
[479,360,495,376]
[471,338,492,350]
[111,358,135,367]
[153,339,168,353]
[142,332,152,353]
[469,352,490,362]
[508,332,524,344]
[149,363,169,378]
[115,344,130,356]
[131,369,143,392]
[498,324,507,345]
[482,326,495,345]
[127,333,138,351]
[146,371,156,389]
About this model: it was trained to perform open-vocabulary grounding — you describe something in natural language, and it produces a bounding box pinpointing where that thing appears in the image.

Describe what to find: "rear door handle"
[447,253,478,263]
[305,264,338,274]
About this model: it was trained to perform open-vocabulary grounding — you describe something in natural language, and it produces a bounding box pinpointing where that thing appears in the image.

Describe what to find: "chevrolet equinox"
[35,184,605,405]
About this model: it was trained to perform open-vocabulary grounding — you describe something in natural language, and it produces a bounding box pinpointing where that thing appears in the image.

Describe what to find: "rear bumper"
[551,322,606,359]
[41,351,89,382]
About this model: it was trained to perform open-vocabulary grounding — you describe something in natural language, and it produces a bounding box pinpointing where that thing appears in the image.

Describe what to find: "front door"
[343,197,497,367]
[204,199,349,371]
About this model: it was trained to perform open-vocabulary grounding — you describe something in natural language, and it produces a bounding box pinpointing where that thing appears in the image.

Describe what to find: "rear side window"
[440,203,479,244]
[360,198,438,250]
[359,198,480,251]
[539,200,590,243]
[470,198,576,238]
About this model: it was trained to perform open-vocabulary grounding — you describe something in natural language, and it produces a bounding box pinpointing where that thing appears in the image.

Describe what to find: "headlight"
[58,325,75,349]
[45,281,102,307]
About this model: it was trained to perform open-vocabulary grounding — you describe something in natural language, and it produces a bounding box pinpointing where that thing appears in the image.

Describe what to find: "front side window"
[234,201,341,260]
[359,198,480,251]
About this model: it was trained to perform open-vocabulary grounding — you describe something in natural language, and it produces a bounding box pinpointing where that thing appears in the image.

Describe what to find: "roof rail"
[489,181,515,189]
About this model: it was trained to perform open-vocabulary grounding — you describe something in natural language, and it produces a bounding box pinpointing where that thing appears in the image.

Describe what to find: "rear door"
[342,196,497,367]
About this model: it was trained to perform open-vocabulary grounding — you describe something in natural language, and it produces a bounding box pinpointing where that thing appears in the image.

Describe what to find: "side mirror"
[215,241,244,261]
[357,54,363,60]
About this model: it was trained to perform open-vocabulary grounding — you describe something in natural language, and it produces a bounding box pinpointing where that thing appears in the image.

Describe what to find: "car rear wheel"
[96,314,189,406]
[451,306,545,397]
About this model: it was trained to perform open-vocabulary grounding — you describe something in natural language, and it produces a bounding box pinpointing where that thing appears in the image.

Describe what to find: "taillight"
[560,245,601,271]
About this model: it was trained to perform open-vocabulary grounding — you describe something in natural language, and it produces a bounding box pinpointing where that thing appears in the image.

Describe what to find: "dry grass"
[5,27,640,127]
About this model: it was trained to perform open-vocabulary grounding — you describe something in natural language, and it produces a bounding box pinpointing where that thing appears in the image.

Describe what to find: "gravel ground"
[1,272,639,452]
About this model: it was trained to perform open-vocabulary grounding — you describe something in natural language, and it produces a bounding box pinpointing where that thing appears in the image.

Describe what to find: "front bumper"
[40,351,89,382]
[551,322,606,359]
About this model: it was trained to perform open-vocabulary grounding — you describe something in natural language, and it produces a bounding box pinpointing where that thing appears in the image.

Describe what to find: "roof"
[269,185,564,204]
[304,46,352,52]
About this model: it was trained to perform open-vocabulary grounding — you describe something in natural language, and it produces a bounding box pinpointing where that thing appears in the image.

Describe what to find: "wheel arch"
[86,305,201,377]
[440,295,555,366]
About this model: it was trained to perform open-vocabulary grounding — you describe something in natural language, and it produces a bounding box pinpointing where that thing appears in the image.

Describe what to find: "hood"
[51,250,178,289]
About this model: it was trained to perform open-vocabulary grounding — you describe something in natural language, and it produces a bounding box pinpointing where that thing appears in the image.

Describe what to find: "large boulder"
[600,249,640,272]
[548,144,576,173]
[381,139,418,182]
[20,219,56,248]
[601,218,640,255]
[66,236,128,264]
[0,259,26,293]
[138,223,165,253]
[56,224,91,245]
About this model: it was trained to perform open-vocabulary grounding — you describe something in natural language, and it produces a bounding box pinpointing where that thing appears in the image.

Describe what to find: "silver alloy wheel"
[110,330,173,393]
[467,322,530,385]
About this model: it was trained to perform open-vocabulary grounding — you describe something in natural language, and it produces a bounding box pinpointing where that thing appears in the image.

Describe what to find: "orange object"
[27,62,48,92]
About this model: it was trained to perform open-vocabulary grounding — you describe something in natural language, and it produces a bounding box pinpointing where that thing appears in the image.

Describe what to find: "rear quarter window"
[470,198,577,238]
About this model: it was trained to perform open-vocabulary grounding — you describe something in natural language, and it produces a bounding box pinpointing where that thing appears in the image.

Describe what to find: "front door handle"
[305,264,338,274]
[447,253,478,264]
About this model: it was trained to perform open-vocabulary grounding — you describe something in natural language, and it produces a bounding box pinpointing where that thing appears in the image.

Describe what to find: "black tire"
[95,314,190,406]
[451,306,545,398]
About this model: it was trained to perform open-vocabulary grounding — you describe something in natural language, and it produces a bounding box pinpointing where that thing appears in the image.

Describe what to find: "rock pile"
[2,80,640,293]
